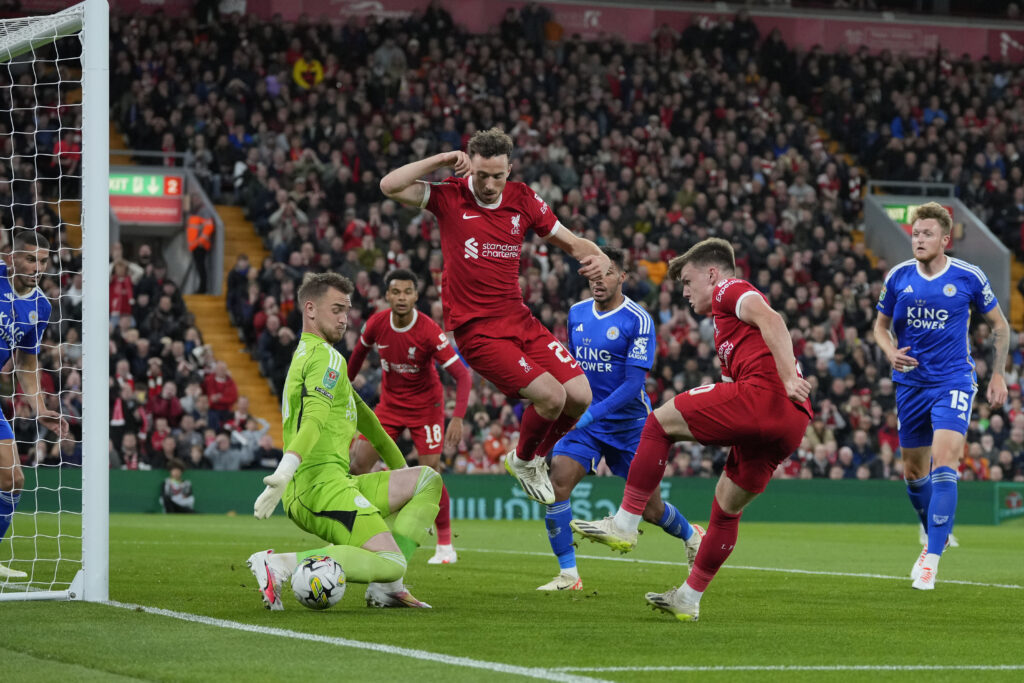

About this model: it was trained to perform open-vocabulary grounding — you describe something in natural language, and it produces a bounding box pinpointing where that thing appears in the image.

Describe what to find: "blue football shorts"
[895,382,976,449]
[552,418,645,479]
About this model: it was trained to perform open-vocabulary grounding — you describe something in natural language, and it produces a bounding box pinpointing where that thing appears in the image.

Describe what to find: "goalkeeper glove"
[254,452,301,519]
[575,409,595,430]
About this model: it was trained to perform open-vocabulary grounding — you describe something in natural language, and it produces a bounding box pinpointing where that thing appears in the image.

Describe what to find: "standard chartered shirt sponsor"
[480,242,521,259]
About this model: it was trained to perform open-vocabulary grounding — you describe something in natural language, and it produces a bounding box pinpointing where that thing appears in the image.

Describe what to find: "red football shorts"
[358,406,446,456]
[454,311,583,397]
[673,380,810,494]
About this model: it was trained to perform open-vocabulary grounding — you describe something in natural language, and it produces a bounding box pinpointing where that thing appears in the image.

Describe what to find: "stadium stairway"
[110,121,282,445]
[182,206,282,447]
[819,124,1024,330]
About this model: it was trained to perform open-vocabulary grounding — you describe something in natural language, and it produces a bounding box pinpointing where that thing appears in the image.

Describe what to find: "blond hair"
[910,202,953,235]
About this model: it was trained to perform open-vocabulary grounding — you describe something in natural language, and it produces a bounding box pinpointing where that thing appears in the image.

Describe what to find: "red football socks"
[533,411,579,460]
[686,498,742,592]
[515,404,555,461]
[435,483,451,545]
[621,416,674,514]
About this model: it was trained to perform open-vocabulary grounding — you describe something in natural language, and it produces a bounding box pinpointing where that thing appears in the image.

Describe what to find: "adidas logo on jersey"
[2,292,12,301]
[903,285,913,293]
[575,324,584,332]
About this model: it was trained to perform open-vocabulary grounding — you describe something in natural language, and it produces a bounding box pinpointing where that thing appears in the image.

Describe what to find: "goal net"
[0,0,107,602]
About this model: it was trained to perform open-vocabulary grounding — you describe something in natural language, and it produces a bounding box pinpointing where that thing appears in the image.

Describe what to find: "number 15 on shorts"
[948,390,970,411]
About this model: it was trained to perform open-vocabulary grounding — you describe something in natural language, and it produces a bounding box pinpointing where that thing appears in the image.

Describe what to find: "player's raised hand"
[578,252,610,281]
[440,151,471,176]
[784,376,811,404]
[887,346,919,373]
[987,373,1008,409]
[445,416,464,448]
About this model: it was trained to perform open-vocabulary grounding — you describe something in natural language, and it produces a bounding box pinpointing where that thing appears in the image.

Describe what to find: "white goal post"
[0,0,108,603]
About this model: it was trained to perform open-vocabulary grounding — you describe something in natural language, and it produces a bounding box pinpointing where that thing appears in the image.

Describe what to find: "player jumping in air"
[0,230,67,580]
[873,202,1008,590]
[347,268,471,565]
[538,247,703,592]
[572,238,812,621]
[248,273,442,609]
[380,127,609,506]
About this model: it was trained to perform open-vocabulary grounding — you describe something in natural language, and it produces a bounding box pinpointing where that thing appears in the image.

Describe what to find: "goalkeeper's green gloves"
[254,452,301,519]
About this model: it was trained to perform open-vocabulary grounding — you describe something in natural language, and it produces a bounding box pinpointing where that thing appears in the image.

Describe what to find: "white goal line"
[106,601,604,683]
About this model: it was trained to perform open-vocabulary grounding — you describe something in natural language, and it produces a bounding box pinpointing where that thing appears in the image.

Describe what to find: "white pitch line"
[106,601,605,683]
[464,548,1024,590]
[554,665,1024,673]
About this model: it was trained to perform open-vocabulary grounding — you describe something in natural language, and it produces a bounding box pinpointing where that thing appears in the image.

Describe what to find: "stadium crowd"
[103,5,1024,483]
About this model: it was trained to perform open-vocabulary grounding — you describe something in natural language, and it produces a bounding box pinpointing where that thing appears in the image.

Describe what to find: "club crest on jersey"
[323,368,339,389]
[605,326,620,340]
[943,284,957,297]
[408,346,416,359]
[28,310,38,324]
[510,214,521,235]
[518,356,532,373]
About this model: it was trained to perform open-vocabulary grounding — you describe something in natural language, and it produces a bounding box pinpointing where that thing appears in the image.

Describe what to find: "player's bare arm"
[380,151,471,207]
[15,349,68,438]
[984,306,1010,408]
[737,295,811,403]
[544,227,610,281]
[872,312,918,372]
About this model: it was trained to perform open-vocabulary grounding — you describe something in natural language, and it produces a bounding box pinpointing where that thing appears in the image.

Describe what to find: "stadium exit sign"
[109,173,183,197]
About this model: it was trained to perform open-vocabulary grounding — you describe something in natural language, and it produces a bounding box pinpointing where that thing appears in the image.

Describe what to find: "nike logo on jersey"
[463,212,480,219]
[376,344,389,349]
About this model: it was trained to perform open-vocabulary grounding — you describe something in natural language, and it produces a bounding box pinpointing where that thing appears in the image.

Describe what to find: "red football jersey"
[422,176,558,330]
[711,278,812,416]
[358,308,460,422]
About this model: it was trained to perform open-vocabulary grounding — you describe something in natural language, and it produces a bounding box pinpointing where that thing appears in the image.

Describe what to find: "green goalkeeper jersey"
[282,332,359,470]
[281,331,407,474]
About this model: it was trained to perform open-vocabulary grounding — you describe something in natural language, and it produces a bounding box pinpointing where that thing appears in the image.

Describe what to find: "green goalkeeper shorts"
[283,463,395,549]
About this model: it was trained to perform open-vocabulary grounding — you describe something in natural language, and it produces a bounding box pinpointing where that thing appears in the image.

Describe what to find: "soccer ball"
[290,555,346,610]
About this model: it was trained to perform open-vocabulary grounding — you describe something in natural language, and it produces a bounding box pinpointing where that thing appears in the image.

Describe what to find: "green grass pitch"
[2,513,1023,682]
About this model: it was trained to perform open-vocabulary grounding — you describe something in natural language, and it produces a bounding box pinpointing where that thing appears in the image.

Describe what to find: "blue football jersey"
[567,296,654,439]
[0,261,51,367]
[876,257,997,386]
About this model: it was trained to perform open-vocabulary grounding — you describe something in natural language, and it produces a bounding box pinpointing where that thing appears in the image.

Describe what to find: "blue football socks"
[657,502,694,541]
[545,500,576,570]
[927,466,958,556]
[0,490,20,544]
[905,474,932,532]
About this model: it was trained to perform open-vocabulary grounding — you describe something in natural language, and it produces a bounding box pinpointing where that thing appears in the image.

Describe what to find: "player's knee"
[374,550,407,583]
[563,382,591,417]
[536,383,567,416]
[412,466,442,504]
[0,467,22,493]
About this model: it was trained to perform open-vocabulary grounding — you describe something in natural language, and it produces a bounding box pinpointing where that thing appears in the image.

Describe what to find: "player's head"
[909,202,952,263]
[467,127,512,204]
[9,229,50,291]
[298,272,354,343]
[667,237,736,315]
[591,246,626,306]
[384,268,418,316]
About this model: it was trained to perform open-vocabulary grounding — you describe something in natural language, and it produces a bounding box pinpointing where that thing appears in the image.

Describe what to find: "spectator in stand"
[204,430,253,471]
[203,361,238,427]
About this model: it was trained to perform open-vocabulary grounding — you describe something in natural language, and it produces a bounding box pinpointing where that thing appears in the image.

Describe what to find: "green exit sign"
[109,173,183,197]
